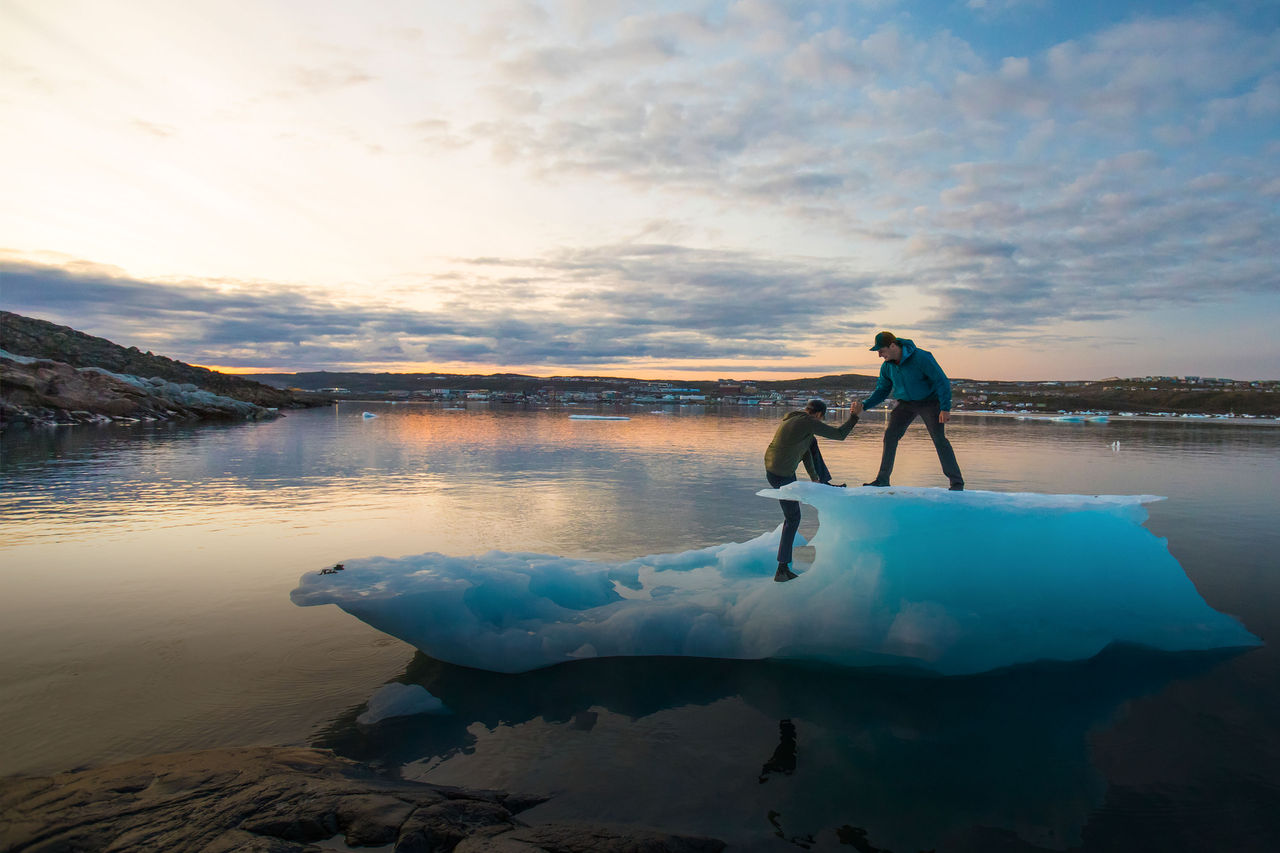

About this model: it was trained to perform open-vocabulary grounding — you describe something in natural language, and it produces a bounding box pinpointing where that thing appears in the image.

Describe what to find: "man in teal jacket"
[853,331,964,490]
[764,399,858,582]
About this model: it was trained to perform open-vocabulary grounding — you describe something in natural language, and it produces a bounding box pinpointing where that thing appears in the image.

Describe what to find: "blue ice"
[290,485,1260,675]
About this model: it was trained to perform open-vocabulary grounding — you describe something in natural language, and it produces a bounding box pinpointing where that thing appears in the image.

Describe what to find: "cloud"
[289,63,375,94]
[424,3,1279,292]
[0,248,886,370]
[3,2,1276,378]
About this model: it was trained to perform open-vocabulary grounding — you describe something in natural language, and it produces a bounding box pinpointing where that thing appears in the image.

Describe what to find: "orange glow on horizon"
[196,362,889,382]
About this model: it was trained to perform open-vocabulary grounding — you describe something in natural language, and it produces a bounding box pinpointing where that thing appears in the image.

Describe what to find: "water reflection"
[3,406,1278,848]
[312,645,1246,851]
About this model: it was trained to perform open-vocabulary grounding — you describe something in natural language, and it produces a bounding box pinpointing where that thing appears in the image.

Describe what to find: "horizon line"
[199,365,1278,385]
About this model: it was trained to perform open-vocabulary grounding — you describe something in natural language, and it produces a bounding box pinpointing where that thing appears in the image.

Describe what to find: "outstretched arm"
[862,366,892,411]
[810,413,859,441]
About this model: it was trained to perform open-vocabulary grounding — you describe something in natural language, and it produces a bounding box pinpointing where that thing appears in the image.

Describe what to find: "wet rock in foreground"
[0,746,725,853]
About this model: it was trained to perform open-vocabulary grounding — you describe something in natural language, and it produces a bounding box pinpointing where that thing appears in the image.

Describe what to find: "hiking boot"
[862,480,890,487]
[774,564,799,582]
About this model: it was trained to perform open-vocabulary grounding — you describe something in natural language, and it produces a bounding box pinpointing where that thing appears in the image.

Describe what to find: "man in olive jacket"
[853,331,964,490]
[764,399,858,582]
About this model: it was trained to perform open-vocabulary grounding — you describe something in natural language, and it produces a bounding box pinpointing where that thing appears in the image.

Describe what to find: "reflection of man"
[853,332,964,491]
[764,399,857,582]
[758,718,797,783]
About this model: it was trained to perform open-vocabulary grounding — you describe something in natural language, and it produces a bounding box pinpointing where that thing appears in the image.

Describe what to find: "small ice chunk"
[356,682,448,725]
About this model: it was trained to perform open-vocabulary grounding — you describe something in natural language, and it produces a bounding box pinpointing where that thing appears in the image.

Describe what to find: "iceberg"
[291,485,1259,675]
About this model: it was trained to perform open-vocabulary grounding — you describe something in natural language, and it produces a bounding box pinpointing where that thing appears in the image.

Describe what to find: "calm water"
[2,404,1277,851]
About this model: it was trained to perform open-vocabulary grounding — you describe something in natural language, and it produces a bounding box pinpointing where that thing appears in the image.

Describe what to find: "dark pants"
[766,441,832,566]
[873,399,964,488]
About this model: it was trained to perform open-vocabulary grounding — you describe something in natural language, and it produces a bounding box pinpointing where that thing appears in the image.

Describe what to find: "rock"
[336,794,419,845]
[0,350,279,429]
[0,747,725,853]
[0,311,315,410]
[0,748,443,852]
[395,798,522,852]
[454,822,728,853]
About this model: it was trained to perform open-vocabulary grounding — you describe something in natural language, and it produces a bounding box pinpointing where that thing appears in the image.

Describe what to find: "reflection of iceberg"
[290,486,1259,675]
[313,647,1248,852]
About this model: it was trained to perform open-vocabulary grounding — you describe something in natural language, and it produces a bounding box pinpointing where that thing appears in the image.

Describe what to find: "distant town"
[246,372,1280,419]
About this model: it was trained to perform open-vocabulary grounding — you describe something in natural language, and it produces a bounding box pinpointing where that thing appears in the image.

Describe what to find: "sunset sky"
[2,0,1278,380]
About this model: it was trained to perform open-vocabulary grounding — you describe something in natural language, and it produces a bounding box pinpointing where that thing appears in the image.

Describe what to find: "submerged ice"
[291,485,1259,675]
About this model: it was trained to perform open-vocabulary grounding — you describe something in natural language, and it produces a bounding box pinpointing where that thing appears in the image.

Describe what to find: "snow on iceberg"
[290,485,1259,675]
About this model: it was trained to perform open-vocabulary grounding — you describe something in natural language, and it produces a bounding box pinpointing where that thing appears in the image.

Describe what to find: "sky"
[1,0,1278,381]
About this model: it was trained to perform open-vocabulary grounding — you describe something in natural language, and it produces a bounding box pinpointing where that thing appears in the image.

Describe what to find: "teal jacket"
[862,339,953,411]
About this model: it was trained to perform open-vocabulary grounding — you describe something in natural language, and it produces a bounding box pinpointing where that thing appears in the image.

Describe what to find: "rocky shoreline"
[0,746,726,852]
[0,349,281,430]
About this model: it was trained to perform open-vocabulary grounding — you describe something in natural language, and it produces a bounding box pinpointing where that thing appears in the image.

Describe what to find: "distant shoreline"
[329,399,1280,426]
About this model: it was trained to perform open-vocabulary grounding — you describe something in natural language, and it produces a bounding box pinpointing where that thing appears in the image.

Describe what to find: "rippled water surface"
[2,404,1277,851]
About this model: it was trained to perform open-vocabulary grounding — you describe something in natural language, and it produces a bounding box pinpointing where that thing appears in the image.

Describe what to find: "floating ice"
[356,682,449,725]
[362,411,378,419]
[291,485,1259,675]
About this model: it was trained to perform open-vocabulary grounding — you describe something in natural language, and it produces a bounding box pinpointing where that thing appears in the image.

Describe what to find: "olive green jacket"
[764,410,858,479]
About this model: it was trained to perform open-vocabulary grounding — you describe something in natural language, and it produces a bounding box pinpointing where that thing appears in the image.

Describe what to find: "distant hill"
[751,373,880,392]
[0,311,314,409]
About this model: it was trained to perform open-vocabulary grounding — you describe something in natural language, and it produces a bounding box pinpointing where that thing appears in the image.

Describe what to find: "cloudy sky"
[2,0,1277,380]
